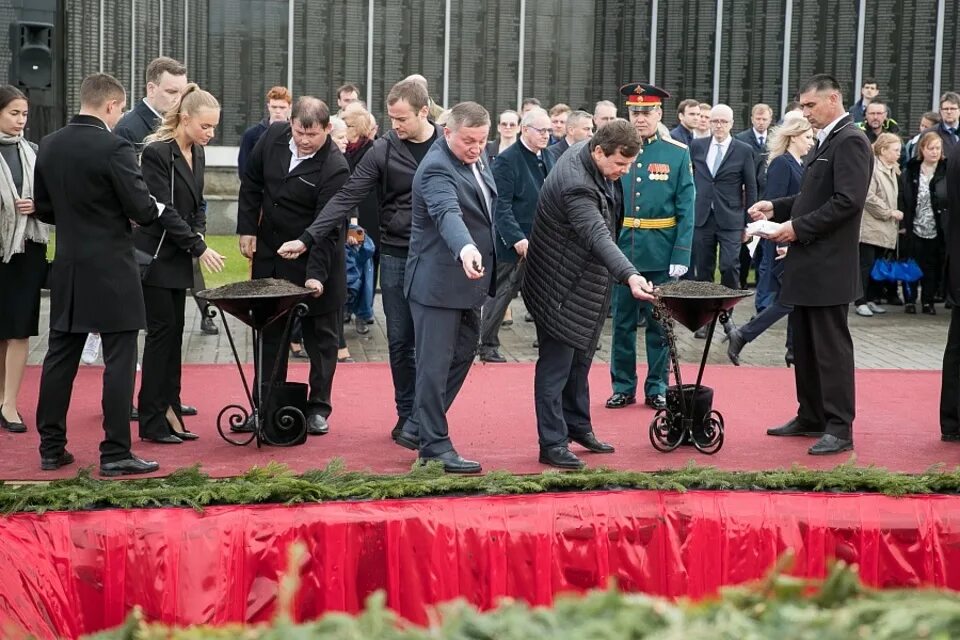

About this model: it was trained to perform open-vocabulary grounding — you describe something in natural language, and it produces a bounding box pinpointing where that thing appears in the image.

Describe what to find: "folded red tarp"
[2,489,959,638]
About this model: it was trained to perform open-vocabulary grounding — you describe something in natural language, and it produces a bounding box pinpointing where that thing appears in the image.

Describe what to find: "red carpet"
[1,362,954,480]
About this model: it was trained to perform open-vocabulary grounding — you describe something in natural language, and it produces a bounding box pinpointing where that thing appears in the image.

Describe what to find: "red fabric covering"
[0,363,954,480]
[2,490,960,638]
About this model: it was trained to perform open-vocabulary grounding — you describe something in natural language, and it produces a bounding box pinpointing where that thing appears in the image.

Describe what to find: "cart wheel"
[217,404,257,446]
[649,410,684,452]
[693,411,724,455]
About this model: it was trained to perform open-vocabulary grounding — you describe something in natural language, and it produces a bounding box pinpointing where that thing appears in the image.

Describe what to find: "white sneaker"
[867,301,886,314]
[855,303,874,317]
[81,333,102,364]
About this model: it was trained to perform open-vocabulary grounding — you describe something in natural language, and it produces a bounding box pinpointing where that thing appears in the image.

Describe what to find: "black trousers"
[904,235,944,305]
[855,243,883,306]
[791,304,855,439]
[191,257,210,315]
[479,260,524,352]
[694,215,742,290]
[37,329,138,464]
[940,305,960,436]
[256,309,340,418]
[138,285,186,439]
[533,330,593,449]
[403,300,479,457]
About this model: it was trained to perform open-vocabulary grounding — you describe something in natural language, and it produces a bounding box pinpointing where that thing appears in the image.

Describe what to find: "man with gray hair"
[479,107,554,363]
[394,102,497,473]
[546,109,593,163]
[593,100,618,130]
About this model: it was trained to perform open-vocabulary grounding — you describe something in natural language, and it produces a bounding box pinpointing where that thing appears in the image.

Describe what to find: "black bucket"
[666,384,714,444]
[261,381,308,446]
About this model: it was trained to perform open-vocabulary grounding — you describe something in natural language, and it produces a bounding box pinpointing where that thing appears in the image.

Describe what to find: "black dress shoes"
[605,392,636,409]
[644,394,667,410]
[808,434,853,455]
[174,429,199,441]
[766,418,823,437]
[479,350,507,363]
[539,445,585,469]
[942,432,960,442]
[569,432,615,453]
[141,434,183,444]
[724,329,746,366]
[922,304,936,315]
[394,431,420,450]
[40,450,75,471]
[200,316,219,335]
[306,414,329,435]
[420,450,482,473]
[180,404,198,416]
[100,455,160,477]
[390,417,406,441]
[0,408,27,433]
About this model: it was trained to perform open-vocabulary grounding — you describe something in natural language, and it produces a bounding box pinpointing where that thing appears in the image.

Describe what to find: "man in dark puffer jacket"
[523,120,656,469]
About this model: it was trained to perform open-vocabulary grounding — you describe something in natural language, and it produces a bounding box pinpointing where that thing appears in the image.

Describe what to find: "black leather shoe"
[766,418,822,437]
[785,349,795,368]
[605,392,636,409]
[0,408,27,433]
[394,431,420,450]
[390,417,406,441]
[644,394,667,410]
[539,445,585,469]
[100,455,160,477]
[306,414,329,435]
[905,303,917,314]
[355,317,370,335]
[479,350,507,363]
[724,329,746,366]
[200,316,219,335]
[130,406,139,421]
[140,434,182,444]
[569,432,615,453]
[180,404,198,416]
[174,429,199,441]
[808,434,853,455]
[942,433,960,442]
[420,450,482,473]
[693,326,708,339]
[231,415,255,433]
[923,304,936,315]
[40,450,75,471]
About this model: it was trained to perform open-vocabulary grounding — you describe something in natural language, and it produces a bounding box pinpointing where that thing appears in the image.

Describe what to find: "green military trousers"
[610,270,671,398]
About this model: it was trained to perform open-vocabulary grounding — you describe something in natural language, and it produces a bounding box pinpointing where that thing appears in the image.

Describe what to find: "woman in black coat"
[900,131,949,314]
[135,84,225,443]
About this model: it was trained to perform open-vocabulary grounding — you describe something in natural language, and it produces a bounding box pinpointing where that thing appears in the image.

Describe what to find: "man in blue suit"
[689,103,758,336]
[479,107,554,362]
[394,102,497,473]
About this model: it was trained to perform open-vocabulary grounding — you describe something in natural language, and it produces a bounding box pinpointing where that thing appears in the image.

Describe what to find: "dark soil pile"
[657,280,751,298]
[198,278,312,301]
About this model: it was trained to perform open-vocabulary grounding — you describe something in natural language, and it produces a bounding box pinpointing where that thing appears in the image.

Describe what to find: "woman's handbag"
[135,152,175,281]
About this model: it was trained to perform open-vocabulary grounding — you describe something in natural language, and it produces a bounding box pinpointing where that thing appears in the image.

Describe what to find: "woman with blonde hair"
[726,116,815,367]
[136,83,225,443]
[854,132,903,317]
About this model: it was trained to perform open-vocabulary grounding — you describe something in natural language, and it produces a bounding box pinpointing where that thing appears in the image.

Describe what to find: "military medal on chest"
[648,162,671,181]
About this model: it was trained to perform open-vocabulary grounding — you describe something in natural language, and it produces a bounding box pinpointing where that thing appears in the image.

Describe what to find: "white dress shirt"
[817,112,848,145]
[706,136,733,175]
[288,137,318,173]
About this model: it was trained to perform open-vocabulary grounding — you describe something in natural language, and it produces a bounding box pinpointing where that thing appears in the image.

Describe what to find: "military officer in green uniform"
[605,82,695,410]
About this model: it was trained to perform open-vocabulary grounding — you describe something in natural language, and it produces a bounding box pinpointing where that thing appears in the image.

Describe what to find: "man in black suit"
[734,103,773,288]
[689,104,757,335]
[237,97,351,436]
[479,107,554,363]
[669,99,700,146]
[393,102,497,473]
[749,74,873,455]
[545,110,593,164]
[33,73,163,476]
[939,138,960,444]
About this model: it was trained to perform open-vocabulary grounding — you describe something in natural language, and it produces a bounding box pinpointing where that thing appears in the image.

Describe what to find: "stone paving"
[28,293,950,370]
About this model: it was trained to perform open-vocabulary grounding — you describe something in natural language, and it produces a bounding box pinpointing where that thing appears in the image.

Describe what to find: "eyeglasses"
[525,125,551,135]
[499,121,518,126]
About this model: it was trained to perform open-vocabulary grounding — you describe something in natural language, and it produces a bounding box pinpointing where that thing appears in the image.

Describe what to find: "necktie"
[758,136,765,148]
[711,143,724,176]
[950,128,958,142]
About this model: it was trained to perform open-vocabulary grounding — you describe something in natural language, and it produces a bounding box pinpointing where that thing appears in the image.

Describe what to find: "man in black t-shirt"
[277,79,442,443]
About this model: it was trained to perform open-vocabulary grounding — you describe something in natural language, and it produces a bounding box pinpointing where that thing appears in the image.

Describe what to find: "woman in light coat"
[855,132,903,317]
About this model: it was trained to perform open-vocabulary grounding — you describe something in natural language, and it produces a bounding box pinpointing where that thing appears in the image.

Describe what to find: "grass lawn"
[47,234,250,290]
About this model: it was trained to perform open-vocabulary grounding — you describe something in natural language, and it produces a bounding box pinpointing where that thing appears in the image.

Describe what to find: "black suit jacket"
[114,99,160,150]
[134,140,209,289]
[405,137,497,310]
[690,137,758,230]
[237,122,351,315]
[771,115,874,306]
[492,140,553,263]
[944,143,960,301]
[33,114,162,333]
[545,138,569,164]
[734,128,769,196]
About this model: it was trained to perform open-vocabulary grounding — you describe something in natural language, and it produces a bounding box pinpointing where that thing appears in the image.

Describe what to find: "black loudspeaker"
[10,21,54,90]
